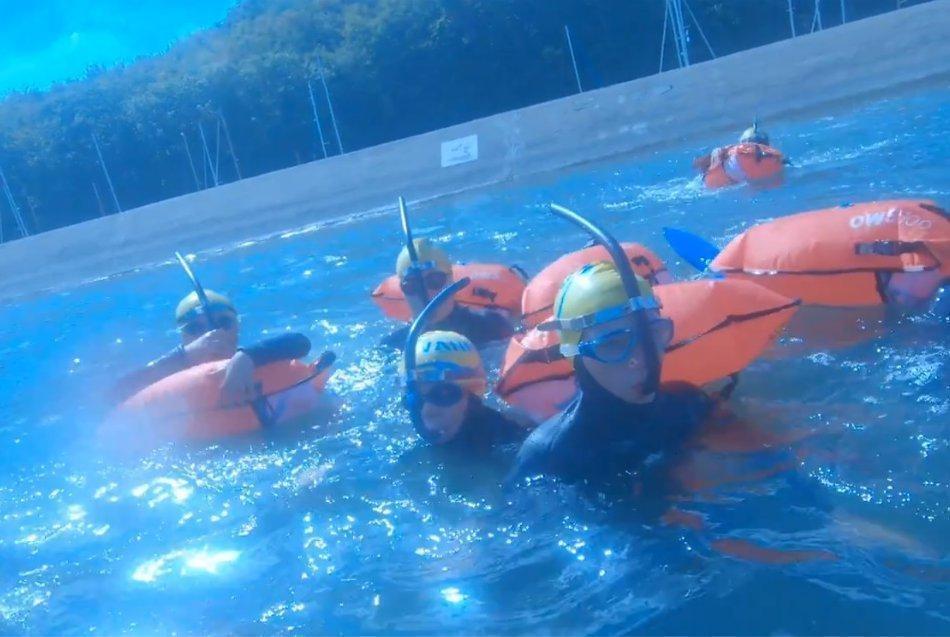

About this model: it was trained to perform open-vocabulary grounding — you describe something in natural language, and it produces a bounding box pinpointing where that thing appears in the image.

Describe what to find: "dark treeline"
[0,0,921,235]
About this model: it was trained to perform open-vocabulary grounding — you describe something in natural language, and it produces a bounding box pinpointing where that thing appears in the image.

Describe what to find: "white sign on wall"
[440,134,478,168]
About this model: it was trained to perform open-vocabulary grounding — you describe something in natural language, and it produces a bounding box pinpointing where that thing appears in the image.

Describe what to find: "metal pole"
[840,0,846,23]
[0,167,30,237]
[181,132,201,190]
[214,119,222,182]
[812,0,823,32]
[788,0,797,37]
[669,0,690,67]
[316,56,344,154]
[91,133,121,213]
[307,80,329,159]
[217,112,242,179]
[683,0,716,59]
[659,0,670,72]
[564,25,584,93]
[92,182,106,217]
[198,123,219,187]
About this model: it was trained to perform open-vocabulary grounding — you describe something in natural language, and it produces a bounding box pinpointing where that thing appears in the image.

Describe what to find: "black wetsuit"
[509,360,713,498]
[382,305,514,350]
[111,332,312,403]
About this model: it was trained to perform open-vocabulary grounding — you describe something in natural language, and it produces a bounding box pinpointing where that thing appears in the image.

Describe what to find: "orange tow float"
[372,263,526,322]
[497,247,800,422]
[702,143,785,189]
[711,199,950,306]
[108,358,333,441]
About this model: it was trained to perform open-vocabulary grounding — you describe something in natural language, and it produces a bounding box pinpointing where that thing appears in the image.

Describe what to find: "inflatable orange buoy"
[498,278,800,422]
[109,359,332,441]
[704,143,784,189]
[711,200,950,307]
[372,263,526,322]
[522,243,670,330]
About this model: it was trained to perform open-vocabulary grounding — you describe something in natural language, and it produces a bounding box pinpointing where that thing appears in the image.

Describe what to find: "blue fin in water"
[662,227,722,272]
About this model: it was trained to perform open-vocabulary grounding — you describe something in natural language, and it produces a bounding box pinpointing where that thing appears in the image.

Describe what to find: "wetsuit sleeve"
[110,346,189,404]
[379,324,410,351]
[239,332,311,367]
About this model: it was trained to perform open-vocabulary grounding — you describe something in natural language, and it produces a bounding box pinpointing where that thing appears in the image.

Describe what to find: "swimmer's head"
[739,122,770,146]
[175,290,239,345]
[410,330,486,444]
[396,238,454,317]
[540,262,673,403]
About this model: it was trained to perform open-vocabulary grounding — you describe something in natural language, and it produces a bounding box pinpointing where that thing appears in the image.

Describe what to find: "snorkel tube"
[403,277,472,442]
[173,251,275,428]
[398,196,430,306]
[546,203,662,396]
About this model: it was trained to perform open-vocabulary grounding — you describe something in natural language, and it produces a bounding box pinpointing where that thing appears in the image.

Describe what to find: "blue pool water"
[0,90,948,634]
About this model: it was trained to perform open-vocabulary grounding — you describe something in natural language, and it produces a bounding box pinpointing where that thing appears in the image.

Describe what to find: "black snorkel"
[403,277,472,443]
[546,203,662,396]
[173,251,275,428]
[399,196,430,307]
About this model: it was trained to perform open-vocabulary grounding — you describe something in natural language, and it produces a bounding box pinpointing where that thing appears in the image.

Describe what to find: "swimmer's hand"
[183,329,238,365]
[219,350,258,407]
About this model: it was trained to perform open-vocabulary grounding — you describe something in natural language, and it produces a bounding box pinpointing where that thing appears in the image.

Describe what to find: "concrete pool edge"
[1,0,949,303]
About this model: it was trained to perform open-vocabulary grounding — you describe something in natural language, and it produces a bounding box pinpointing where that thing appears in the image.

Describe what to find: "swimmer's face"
[419,382,469,444]
[179,312,240,347]
[401,266,453,318]
[579,312,672,404]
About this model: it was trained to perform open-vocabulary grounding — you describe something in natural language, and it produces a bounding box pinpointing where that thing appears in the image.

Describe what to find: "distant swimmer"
[111,287,312,407]
[379,198,516,350]
[694,121,787,189]
[405,330,526,453]
[508,205,716,496]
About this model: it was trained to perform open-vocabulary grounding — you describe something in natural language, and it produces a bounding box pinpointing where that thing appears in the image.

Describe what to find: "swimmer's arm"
[378,325,409,351]
[239,332,311,367]
[109,346,189,404]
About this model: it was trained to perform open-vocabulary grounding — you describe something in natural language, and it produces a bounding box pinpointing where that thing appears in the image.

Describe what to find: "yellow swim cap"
[541,261,657,356]
[396,238,452,279]
[175,290,237,326]
[412,330,487,394]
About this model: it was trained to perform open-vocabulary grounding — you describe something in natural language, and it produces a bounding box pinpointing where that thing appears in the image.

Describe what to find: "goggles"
[400,264,450,297]
[567,317,673,363]
[180,312,238,337]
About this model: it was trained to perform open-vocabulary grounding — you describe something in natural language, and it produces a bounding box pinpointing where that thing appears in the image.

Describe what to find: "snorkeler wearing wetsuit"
[381,238,514,350]
[404,330,526,455]
[509,260,713,495]
[694,121,787,175]
[111,289,311,404]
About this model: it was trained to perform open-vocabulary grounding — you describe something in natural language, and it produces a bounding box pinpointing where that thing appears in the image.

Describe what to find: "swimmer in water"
[404,330,527,454]
[381,238,515,350]
[694,120,780,175]
[508,260,713,493]
[111,289,312,406]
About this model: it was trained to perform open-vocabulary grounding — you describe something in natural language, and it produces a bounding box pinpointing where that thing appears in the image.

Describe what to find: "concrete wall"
[2,0,948,301]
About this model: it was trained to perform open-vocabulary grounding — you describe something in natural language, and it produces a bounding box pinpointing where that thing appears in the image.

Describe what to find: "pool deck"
[1,0,949,302]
